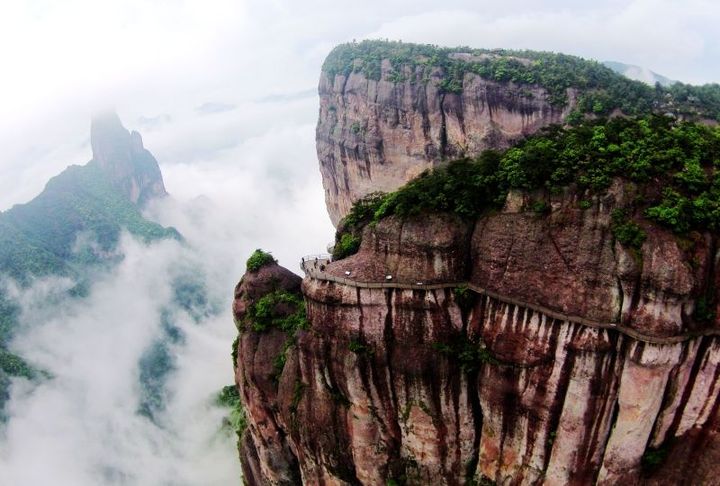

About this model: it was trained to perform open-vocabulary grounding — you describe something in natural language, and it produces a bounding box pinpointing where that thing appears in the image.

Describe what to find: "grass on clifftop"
[322,40,720,120]
[334,115,720,260]
[245,249,277,272]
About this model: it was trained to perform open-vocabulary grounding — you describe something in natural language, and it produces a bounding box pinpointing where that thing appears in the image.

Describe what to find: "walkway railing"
[300,255,332,274]
[300,258,720,345]
[301,254,332,262]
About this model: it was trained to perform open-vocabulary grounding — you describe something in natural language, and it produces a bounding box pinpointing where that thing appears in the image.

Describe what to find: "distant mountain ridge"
[0,112,176,282]
[603,60,676,87]
[0,113,178,417]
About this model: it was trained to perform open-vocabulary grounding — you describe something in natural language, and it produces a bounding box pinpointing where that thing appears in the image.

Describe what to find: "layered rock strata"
[233,186,720,485]
[235,39,720,486]
[316,58,576,225]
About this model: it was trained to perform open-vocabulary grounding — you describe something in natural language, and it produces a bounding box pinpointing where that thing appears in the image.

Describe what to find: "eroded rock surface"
[235,40,720,486]
[470,183,717,338]
[233,263,303,486]
[233,190,720,485]
[317,59,576,225]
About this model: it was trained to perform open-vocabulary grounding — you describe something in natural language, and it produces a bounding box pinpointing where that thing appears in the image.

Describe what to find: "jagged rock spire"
[90,110,167,205]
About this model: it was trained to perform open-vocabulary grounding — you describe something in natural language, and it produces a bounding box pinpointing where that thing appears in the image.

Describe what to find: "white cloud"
[0,0,246,124]
[2,0,719,208]
[146,120,334,273]
[0,154,333,482]
[0,234,241,485]
[2,0,718,209]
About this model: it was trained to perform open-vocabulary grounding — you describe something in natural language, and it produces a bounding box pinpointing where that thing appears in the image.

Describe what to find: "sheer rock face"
[236,44,720,486]
[233,190,720,485]
[325,212,473,284]
[470,183,717,338]
[90,111,167,205]
[233,263,303,486]
[316,60,576,225]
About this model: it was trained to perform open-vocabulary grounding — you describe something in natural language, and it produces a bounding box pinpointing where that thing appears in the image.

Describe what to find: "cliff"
[232,41,720,485]
[233,259,305,484]
[317,41,720,225]
[234,184,720,485]
[317,62,570,225]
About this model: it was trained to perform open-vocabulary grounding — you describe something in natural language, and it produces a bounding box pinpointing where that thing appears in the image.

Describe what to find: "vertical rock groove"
[237,267,720,485]
[439,92,448,160]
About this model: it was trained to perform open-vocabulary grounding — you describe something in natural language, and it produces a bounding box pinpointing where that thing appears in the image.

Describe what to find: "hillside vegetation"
[323,40,720,121]
[0,161,179,418]
[335,115,720,258]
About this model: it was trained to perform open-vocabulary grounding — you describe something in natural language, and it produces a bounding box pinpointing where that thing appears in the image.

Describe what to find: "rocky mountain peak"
[129,130,144,152]
[90,110,167,205]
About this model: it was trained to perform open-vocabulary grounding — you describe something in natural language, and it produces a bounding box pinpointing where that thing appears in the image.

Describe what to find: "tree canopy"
[323,40,720,120]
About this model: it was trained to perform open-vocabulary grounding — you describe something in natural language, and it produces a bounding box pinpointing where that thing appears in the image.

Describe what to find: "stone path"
[300,256,720,345]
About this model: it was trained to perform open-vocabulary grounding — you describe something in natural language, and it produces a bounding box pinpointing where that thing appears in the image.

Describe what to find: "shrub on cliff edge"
[332,192,385,260]
[610,209,647,250]
[332,233,361,260]
[245,290,308,333]
[215,384,247,437]
[246,249,276,272]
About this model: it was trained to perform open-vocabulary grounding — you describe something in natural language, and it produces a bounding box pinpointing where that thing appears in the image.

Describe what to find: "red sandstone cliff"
[232,41,720,485]
[315,43,717,227]
[316,59,575,226]
[233,184,720,485]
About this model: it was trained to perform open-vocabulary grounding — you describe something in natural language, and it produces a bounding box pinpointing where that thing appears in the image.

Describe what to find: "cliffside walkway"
[300,256,720,346]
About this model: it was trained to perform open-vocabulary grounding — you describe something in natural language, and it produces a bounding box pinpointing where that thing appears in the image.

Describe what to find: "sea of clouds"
[0,166,332,484]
